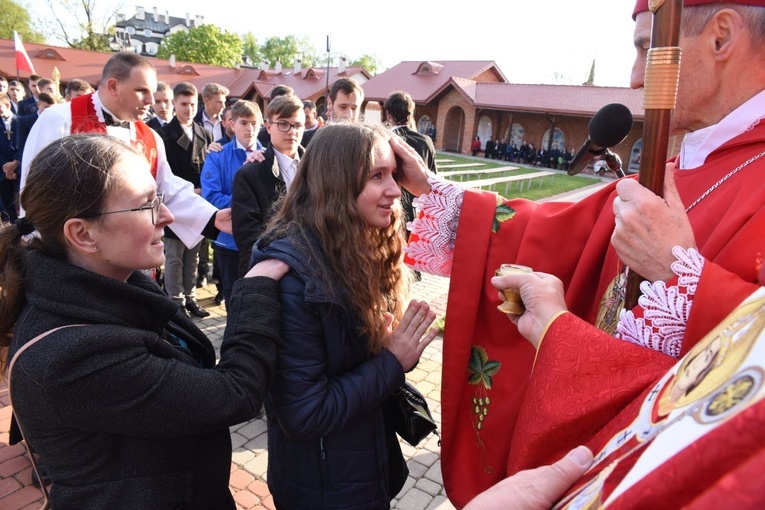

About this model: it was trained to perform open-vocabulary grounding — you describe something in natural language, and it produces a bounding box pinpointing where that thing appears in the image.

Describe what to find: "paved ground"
[0,273,455,510]
[0,168,610,509]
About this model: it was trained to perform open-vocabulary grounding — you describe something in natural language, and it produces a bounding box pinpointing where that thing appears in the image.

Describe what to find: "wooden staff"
[624,0,684,309]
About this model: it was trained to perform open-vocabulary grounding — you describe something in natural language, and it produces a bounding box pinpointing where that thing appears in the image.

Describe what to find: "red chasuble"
[70,93,158,178]
[529,289,765,509]
[441,121,765,506]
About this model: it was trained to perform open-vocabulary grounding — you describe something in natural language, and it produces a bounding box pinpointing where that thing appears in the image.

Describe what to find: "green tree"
[241,32,261,67]
[260,35,300,68]
[43,0,113,51]
[350,54,381,75]
[157,24,243,68]
[0,0,45,43]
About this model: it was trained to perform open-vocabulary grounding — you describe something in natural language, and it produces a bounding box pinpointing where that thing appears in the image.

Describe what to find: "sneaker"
[214,292,224,306]
[185,299,210,318]
[195,275,207,289]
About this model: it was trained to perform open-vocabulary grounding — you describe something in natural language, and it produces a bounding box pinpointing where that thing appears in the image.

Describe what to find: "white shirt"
[273,149,300,189]
[19,91,217,248]
[679,89,765,169]
[201,110,222,141]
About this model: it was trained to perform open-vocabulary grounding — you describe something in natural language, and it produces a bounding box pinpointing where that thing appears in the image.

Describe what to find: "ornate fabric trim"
[405,176,464,276]
[616,247,704,358]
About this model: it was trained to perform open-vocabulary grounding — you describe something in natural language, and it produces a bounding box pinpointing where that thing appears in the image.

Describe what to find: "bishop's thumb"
[662,161,684,211]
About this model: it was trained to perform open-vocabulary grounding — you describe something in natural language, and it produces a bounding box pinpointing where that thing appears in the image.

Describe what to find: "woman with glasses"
[0,134,288,509]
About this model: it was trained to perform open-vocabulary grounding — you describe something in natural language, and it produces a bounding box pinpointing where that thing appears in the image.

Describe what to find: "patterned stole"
[70,93,158,178]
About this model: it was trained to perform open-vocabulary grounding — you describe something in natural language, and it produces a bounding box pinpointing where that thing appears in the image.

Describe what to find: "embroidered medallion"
[596,266,628,334]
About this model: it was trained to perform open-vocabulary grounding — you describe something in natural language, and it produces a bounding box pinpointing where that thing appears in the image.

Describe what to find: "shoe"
[196,275,207,289]
[185,299,210,318]
[30,457,51,487]
[214,292,224,306]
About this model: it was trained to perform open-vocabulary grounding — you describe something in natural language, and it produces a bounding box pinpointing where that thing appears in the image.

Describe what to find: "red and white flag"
[14,31,36,75]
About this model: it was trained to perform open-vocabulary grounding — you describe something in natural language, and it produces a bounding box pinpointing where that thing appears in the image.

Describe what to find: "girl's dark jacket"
[8,251,281,510]
[252,231,408,510]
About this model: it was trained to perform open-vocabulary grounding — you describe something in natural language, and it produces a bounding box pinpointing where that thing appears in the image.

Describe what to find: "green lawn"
[435,151,601,200]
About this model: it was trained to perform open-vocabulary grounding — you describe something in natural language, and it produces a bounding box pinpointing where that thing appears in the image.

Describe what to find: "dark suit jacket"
[14,113,38,172]
[146,116,166,133]
[17,96,37,117]
[393,126,438,226]
[0,115,19,174]
[231,145,304,275]
[301,126,318,149]
[160,118,213,240]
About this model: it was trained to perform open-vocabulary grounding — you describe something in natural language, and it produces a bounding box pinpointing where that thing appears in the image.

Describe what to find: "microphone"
[567,103,633,176]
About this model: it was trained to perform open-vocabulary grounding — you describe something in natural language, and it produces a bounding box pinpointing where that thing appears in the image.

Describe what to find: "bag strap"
[7,324,86,508]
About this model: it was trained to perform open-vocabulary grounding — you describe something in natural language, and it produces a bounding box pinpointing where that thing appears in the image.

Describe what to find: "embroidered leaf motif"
[468,346,502,389]
[492,204,516,233]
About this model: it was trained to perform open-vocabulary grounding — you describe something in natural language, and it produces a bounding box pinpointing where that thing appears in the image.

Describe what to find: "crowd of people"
[1,0,765,509]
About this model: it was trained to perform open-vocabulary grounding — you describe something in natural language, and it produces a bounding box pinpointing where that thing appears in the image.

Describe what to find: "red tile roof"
[0,38,370,101]
[362,60,507,103]
[472,82,644,119]
[363,59,644,120]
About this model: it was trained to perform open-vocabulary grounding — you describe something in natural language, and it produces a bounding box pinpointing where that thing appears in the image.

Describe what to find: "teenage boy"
[0,93,19,222]
[147,81,174,132]
[232,94,305,276]
[202,99,265,307]
[160,82,213,318]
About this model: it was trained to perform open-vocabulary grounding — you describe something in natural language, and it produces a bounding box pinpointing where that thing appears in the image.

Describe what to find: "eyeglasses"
[269,120,304,132]
[85,193,165,225]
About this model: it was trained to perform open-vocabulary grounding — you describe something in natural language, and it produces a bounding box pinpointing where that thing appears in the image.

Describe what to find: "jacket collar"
[24,251,179,333]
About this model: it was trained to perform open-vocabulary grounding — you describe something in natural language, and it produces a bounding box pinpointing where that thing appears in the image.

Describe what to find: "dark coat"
[160,117,212,188]
[160,118,213,240]
[16,96,37,117]
[392,126,438,227]
[9,251,282,510]
[231,145,304,276]
[146,116,166,133]
[14,112,38,171]
[251,232,408,510]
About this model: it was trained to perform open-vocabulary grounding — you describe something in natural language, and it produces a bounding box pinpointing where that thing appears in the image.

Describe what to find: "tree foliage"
[241,32,261,67]
[0,0,45,43]
[42,0,114,51]
[157,24,243,68]
[350,54,381,75]
[259,35,300,68]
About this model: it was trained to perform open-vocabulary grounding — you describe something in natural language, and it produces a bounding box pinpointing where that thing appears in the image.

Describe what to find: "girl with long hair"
[252,122,438,509]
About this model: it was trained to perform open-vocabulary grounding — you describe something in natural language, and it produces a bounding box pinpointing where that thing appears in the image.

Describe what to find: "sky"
[50,0,640,88]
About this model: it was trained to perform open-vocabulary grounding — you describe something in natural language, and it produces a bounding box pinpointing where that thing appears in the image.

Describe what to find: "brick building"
[363,60,652,173]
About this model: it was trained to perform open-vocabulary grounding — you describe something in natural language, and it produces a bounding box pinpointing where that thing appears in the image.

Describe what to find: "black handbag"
[385,382,440,447]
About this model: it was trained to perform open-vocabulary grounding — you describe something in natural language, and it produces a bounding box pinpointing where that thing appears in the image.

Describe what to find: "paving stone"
[395,487,434,510]
[416,477,442,496]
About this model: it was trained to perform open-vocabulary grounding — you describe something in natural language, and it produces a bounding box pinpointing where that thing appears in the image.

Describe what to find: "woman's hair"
[0,134,138,367]
[261,123,410,354]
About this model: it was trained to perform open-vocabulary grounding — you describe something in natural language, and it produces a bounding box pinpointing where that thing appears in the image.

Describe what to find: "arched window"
[417,115,433,135]
[476,116,493,150]
[504,123,525,147]
[541,128,566,151]
[628,139,642,174]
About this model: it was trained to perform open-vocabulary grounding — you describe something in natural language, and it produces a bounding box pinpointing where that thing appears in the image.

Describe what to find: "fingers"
[662,163,684,212]
[384,312,395,334]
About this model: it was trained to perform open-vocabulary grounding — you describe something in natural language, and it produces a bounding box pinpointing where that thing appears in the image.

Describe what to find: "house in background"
[111,6,204,57]
[0,38,370,119]
[363,60,650,171]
